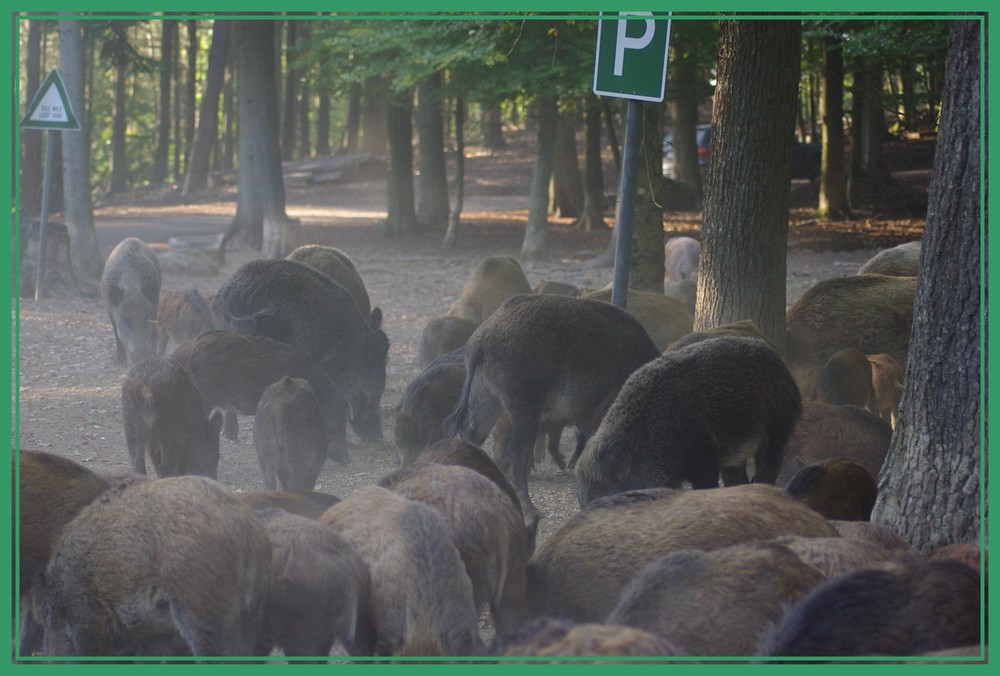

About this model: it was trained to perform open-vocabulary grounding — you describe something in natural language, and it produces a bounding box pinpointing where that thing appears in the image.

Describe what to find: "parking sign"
[593,12,671,102]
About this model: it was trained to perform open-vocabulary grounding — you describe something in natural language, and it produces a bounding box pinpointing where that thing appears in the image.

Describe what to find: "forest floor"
[15,129,933,651]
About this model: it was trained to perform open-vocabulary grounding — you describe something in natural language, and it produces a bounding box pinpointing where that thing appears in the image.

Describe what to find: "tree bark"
[220,55,235,172]
[108,59,129,194]
[668,24,704,199]
[344,81,361,153]
[360,76,387,155]
[520,94,557,260]
[222,20,287,254]
[444,96,465,247]
[20,19,44,217]
[183,19,197,176]
[871,20,981,555]
[383,90,419,236]
[818,33,850,218]
[575,98,606,232]
[150,20,176,187]
[182,19,231,196]
[697,19,801,354]
[280,20,299,161]
[549,110,584,219]
[415,72,449,231]
[481,101,505,150]
[629,102,666,293]
[58,17,102,294]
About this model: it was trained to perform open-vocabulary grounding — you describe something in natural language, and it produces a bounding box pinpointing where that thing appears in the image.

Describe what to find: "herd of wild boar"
[16,235,983,661]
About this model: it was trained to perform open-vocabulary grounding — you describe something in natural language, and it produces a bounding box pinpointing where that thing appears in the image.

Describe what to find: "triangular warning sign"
[22,69,80,130]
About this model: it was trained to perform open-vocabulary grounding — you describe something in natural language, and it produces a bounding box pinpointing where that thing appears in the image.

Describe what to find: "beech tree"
[697,19,802,352]
[871,19,981,554]
[182,20,231,196]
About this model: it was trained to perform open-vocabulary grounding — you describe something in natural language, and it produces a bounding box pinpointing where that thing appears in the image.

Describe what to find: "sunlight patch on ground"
[289,206,387,221]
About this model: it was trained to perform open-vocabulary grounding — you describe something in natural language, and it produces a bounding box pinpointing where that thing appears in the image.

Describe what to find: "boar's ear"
[599,437,631,483]
[370,307,383,331]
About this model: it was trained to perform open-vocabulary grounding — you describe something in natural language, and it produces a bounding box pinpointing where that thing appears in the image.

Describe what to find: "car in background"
[663,123,822,181]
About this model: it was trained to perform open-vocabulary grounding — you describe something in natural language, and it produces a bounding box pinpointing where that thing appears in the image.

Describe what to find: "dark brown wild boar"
[783,457,878,521]
[254,377,330,491]
[121,355,223,479]
[417,315,477,370]
[236,490,341,521]
[493,617,680,659]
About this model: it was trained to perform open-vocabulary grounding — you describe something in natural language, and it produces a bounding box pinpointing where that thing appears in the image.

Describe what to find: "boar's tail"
[444,349,481,439]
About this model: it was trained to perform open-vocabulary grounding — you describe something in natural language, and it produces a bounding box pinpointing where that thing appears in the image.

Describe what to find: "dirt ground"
[15,131,929,637]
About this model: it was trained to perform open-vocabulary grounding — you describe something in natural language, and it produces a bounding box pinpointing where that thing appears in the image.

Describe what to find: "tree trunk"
[415,72,449,231]
[183,19,197,176]
[629,102,666,293]
[481,101,505,150]
[549,110,584,219]
[668,25,704,199]
[360,76,387,155]
[602,97,623,175]
[444,97,465,247]
[818,33,850,218]
[520,94,557,260]
[871,20,981,555]
[315,91,330,156]
[20,19,43,217]
[899,66,918,132]
[383,91,419,236]
[223,20,287,254]
[151,20,176,187]
[108,60,129,194]
[171,23,182,180]
[575,98,606,232]
[220,55,236,172]
[298,77,311,158]
[280,20,299,161]
[344,81,361,153]
[57,17,102,294]
[698,19,801,354]
[858,63,890,175]
[182,19,231,196]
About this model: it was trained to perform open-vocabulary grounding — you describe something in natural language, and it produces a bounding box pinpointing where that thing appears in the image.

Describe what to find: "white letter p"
[614,12,655,76]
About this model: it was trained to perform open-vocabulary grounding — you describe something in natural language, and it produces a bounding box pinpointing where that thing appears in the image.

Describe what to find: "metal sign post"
[593,13,671,308]
[21,69,81,300]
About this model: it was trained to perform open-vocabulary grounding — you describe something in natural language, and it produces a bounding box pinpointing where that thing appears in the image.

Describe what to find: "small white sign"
[22,69,80,130]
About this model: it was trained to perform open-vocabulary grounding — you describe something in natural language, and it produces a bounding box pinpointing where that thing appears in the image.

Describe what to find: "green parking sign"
[593,12,671,102]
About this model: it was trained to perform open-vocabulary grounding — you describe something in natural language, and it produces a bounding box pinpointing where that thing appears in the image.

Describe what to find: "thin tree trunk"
[344,81,361,153]
[58,17,102,294]
[383,90,419,236]
[298,77,311,159]
[281,20,298,160]
[182,19,197,176]
[221,56,235,171]
[520,94,557,260]
[818,33,850,218]
[601,97,623,175]
[416,72,449,230]
[361,76,387,155]
[151,20,176,187]
[550,110,584,219]
[316,91,330,156]
[575,98,607,232]
[109,61,128,194]
[698,19,801,354]
[222,20,287,254]
[871,20,981,554]
[481,101,505,150]
[171,24,182,181]
[20,19,43,217]
[444,97,465,247]
[182,20,231,196]
[668,24,704,199]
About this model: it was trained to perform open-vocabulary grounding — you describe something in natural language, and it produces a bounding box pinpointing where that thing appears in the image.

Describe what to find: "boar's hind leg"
[506,412,541,520]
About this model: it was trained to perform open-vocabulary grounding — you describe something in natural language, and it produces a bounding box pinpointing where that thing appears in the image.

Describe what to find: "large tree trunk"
[818,33,850,218]
[520,94,557,260]
[697,19,801,354]
[360,76,387,155]
[222,20,287,254]
[57,17,102,294]
[182,20,231,196]
[549,110,584,219]
[628,102,666,293]
[575,98,606,232]
[481,101,505,150]
[444,97,465,247]
[383,90,419,236]
[150,20,176,187]
[20,19,44,217]
[415,72,449,231]
[871,20,981,555]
